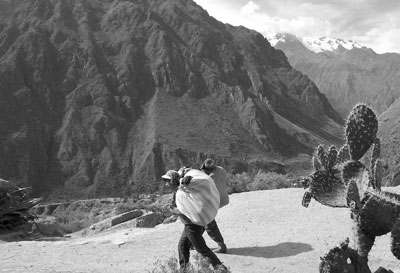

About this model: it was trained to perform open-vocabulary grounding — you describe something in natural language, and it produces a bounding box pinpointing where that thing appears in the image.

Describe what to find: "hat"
[200,158,215,170]
[161,170,177,180]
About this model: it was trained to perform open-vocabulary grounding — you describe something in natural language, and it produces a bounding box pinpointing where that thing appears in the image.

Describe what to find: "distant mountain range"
[0,0,345,198]
[269,34,362,54]
[269,33,400,118]
[269,32,400,186]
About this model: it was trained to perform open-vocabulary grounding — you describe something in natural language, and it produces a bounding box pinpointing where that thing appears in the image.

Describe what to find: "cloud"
[240,1,260,15]
[194,0,400,53]
[355,27,400,54]
[236,0,400,53]
[237,1,332,37]
[349,10,400,53]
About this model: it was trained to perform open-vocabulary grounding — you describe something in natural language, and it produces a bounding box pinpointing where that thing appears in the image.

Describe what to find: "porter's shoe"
[214,243,227,254]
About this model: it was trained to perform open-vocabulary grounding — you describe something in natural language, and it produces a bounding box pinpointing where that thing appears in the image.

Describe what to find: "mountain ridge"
[0,0,343,198]
[271,32,400,186]
[271,32,400,117]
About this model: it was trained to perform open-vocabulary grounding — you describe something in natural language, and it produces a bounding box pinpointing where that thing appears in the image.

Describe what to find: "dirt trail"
[1,188,400,273]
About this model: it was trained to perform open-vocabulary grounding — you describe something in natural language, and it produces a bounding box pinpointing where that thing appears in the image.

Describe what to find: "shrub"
[147,254,229,273]
[59,220,88,234]
[147,256,180,273]
[226,172,251,194]
[226,171,295,194]
[247,171,293,191]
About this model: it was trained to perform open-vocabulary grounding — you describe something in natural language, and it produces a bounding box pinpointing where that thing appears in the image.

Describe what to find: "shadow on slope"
[228,242,313,258]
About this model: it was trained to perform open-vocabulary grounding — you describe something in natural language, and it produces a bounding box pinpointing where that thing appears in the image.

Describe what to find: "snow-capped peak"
[302,36,362,53]
[266,32,362,53]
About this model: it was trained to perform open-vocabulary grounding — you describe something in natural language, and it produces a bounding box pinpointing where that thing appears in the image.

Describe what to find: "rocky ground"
[1,188,400,273]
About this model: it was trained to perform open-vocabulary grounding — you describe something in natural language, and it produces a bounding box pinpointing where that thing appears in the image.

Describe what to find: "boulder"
[80,210,161,235]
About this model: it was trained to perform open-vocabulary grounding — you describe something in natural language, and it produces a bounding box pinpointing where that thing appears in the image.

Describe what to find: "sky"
[194,0,400,54]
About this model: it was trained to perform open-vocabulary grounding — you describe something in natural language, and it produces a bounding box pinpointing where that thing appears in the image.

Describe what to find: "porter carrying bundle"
[176,169,220,226]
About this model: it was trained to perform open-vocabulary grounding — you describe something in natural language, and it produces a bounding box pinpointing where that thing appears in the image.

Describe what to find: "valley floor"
[1,188,400,273]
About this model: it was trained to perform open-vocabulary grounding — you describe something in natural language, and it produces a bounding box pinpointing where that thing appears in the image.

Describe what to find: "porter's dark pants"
[178,223,222,269]
[205,219,225,246]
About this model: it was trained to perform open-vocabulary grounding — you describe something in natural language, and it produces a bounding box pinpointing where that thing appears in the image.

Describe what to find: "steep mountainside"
[272,33,400,117]
[0,0,342,198]
[0,0,21,20]
[378,99,400,186]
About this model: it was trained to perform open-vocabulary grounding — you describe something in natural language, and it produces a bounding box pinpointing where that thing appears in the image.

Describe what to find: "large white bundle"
[176,169,220,226]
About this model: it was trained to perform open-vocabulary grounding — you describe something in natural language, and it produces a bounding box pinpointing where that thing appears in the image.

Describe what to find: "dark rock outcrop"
[0,178,41,230]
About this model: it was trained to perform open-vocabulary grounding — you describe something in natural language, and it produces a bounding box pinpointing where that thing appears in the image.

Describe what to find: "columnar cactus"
[300,103,400,272]
[302,104,379,208]
[319,238,371,273]
[320,238,394,273]
[349,188,400,261]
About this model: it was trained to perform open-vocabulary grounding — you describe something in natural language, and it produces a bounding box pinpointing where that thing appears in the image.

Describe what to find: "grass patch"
[147,253,230,273]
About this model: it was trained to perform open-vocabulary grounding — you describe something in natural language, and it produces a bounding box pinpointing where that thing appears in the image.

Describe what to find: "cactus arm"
[369,138,382,191]
[304,144,351,207]
[307,170,349,207]
[347,179,361,210]
[391,218,400,259]
[342,161,370,197]
[371,138,381,168]
[319,238,372,273]
[326,146,338,170]
[317,145,328,170]
[353,226,376,260]
[313,155,322,171]
[306,103,400,272]
[372,160,383,191]
[337,144,350,164]
[302,190,313,208]
[345,104,378,161]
